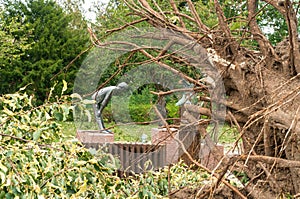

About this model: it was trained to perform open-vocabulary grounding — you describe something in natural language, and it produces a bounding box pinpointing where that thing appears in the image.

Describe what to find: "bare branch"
[186,0,210,32]
[238,155,300,168]
[169,0,186,28]
[247,0,278,69]
[106,18,148,34]
[213,0,238,56]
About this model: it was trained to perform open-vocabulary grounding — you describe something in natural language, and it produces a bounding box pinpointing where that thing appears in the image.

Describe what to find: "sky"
[0,0,109,22]
[82,0,109,22]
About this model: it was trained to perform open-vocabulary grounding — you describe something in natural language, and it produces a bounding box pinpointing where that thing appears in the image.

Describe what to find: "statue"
[92,82,128,133]
[175,75,215,106]
[175,80,193,106]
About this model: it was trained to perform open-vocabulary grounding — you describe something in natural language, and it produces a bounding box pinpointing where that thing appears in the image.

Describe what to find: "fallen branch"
[150,87,205,96]
[237,155,300,168]
[184,104,248,123]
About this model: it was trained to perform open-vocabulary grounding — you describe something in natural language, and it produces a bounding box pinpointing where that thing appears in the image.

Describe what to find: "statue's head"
[117,82,128,90]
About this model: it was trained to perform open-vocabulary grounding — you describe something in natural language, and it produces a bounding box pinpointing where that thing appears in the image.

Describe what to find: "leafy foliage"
[0,86,210,198]
[257,2,288,44]
[0,86,121,198]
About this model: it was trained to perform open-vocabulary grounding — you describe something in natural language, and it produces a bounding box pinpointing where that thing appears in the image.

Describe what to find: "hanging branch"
[247,0,278,69]
[186,0,210,32]
[169,0,186,28]
[213,0,239,56]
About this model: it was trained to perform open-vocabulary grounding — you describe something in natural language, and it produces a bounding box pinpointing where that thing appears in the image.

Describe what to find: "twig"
[239,72,300,113]
[0,133,67,153]
[0,132,31,143]
[150,87,204,96]
[278,105,300,154]
[105,118,180,130]
[50,45,93,81]
[186,0,209,32]
[163,11,196,23]
[169,0,186,28]
[106,18,148,34]
[242,85,300,132]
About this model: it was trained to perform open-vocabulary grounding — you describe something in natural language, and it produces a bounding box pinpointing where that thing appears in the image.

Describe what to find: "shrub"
[0,87,124,198]
[0,85,212,198]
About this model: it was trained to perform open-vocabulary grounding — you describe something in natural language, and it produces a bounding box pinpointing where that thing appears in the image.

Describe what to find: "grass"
[112,124,156,142]
[59,121,156,142]
[60,121,239,144]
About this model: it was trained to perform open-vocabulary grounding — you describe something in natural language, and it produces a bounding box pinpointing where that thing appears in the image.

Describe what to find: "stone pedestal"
[151,128,179,164]
[76,130,114,144]
[199,144,224,170]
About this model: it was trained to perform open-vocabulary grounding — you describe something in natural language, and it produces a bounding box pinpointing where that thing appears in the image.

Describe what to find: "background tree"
[0,9,33,93]
[90,0,300,197]
[1,0,89,103]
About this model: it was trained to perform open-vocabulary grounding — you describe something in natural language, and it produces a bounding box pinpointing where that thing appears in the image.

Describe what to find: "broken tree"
[91,0,300,198]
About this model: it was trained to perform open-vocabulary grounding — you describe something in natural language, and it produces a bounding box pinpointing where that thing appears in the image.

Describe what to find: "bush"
[0,86,213,198]
[98,86,179,124]
[0,88,123,198]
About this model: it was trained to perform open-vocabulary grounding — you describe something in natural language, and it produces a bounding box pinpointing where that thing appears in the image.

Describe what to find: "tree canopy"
[1,0,89,103]
[0,9,32,93]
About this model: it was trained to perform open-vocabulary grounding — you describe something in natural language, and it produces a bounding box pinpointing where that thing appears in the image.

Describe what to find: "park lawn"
[60,121,238,144]
[60,121,156,142]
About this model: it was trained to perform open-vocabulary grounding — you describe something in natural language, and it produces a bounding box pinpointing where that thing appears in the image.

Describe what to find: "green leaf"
[37,195,45,199]
[48,82,58,100]
[62,80,67,94]
[82,99,96,105]
[45,112,51,120]
[70,93,82,100]
[19,83,32,91]
[54,112,63,121]
[33,129,42,141]
[84,109,92,122]
[0,171,6,184]
[0,163,8,173]
[76,161,87,166]
[2,108,14,116]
